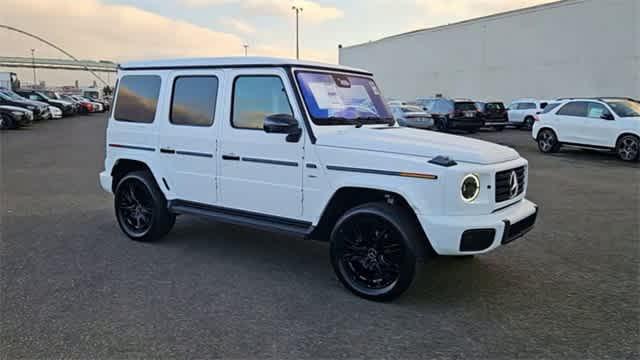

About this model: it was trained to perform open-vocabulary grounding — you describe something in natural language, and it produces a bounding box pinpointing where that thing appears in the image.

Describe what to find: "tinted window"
[114,75,161,123]
[542,102,561,114]
[455,102,477,111]
[170,76,218,126]
[232,76,292,130]
[518,103,536,110]
[540,102,548,109]
[605,99,640,117]
[586,102,610,119]
[441,100,454,113]
[486,102,505,111]
[557,101,588,117]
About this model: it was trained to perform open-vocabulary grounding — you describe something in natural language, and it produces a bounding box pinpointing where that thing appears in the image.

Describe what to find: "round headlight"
[461,174,480,202]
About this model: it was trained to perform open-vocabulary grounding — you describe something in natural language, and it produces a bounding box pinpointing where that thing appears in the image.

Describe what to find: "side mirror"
[601,113,614,121]
[264,113,301,142]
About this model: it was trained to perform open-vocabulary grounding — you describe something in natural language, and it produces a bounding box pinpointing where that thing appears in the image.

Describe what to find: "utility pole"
[243,43,249,56]
[291,6,303,59]
[30,48,37,87]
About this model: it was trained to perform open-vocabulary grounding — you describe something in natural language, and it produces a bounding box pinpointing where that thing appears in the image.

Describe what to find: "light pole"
[243,43,249,56]
[291,6,303,59]
[30,48,37,87]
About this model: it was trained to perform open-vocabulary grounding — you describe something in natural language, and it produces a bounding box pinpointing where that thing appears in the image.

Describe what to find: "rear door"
[218,68,304,219]
[158,71,222,205]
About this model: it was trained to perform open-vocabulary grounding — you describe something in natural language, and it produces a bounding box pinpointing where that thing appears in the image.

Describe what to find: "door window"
[170,76,218,126]
[586,102,610,119]
[557,101,588,117]
[518,103,536,110]
[232,76,292,130]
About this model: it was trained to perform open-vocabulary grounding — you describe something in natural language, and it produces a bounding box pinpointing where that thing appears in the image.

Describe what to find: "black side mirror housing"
[601,113,615,120]
[264,114,301,142]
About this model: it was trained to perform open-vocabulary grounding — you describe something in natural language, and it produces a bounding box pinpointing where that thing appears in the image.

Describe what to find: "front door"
[159,71,222,205]
[218,68,304,219]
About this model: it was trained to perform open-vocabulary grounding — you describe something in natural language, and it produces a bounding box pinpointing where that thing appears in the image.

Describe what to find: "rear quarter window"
[114,75,161,123]
[557,101,588,117]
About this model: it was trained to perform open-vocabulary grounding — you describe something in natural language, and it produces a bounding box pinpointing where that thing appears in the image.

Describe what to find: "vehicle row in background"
[0,86,111,130]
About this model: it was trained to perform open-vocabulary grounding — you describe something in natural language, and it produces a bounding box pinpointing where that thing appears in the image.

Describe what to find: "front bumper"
[99,171,113,193]
[419,199,538,255]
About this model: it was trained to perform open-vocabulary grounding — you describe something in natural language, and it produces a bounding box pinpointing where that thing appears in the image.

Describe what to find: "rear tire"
[537,129,560,153]
[524,117,534,130]
[114,171,175,242]
[616,134,639,162]
[330,202,423,301]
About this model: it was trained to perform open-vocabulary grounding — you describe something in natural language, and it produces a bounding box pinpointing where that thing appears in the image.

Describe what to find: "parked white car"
[533,98,640,161]
[99,57,538,301]
[49,106,63,119]
[390,104,434,129]
[507,99,550,129]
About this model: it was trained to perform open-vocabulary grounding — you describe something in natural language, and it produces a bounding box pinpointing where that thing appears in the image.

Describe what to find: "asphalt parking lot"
[1,114,638,359]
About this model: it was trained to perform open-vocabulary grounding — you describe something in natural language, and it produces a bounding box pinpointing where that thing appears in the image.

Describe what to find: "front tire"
[114,171,175,242]
[330,202,422,301]
[537,129,560,153]
[616,134,639,162]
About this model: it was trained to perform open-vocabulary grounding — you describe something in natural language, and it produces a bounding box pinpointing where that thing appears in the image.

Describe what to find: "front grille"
[495,166,525,202]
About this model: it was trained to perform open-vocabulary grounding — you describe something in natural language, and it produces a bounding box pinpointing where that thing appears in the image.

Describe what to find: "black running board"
[168,200,314,238]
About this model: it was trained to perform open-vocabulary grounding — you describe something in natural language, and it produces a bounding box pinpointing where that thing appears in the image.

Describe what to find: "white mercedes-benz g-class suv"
[100,57,538,301]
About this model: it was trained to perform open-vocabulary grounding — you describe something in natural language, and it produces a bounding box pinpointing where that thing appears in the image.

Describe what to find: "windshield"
[605,100,640,117]
[296,71,392,125]
[2,90,26,101]
[486,102,505,110]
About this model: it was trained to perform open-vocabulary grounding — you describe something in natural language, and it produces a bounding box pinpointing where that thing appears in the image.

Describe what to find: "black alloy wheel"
[524,117,535,130]
[330,202,421,301]
[114,171,175,242]
[616,134,640,162]
[537,129,560,153]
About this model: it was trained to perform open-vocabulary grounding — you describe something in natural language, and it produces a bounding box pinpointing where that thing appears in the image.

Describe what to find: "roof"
[342,0,585,49]
[119,56,370,74]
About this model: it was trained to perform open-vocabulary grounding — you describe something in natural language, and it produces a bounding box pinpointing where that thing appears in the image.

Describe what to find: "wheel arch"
[309,186,435,257]
[535,126,558,140]
[110,158,159,193]
[615,131,640,145]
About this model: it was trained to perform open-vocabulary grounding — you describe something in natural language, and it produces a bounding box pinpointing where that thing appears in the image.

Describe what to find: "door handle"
[222,154,240,161]
[160,148,175,154]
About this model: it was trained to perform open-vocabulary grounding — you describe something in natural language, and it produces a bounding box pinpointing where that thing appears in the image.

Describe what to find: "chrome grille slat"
[495,166,526,203]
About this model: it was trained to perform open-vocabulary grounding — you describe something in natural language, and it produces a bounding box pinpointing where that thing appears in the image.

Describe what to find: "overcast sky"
[1,0,554,86]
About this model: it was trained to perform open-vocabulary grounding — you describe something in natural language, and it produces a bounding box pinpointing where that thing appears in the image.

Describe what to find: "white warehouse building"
[339,0,639,104]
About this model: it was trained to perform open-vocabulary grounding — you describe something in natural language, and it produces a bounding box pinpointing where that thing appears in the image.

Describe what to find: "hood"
[315,126,520,165]
[0,105,31,113]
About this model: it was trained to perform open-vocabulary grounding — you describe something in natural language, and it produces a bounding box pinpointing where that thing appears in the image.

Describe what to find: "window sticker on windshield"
[308,82,344,109]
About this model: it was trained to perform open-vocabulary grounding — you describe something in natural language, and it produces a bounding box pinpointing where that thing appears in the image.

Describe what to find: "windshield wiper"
[353,116,396,127]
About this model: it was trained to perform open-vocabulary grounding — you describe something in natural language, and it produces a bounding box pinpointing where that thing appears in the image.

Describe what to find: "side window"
[557,101,588,117]
[232,76,292,130]
[519,103,536,110]
[114,75,161,123]
[442,100,454,113]
[586,102,610,119]
[170,76,218,126]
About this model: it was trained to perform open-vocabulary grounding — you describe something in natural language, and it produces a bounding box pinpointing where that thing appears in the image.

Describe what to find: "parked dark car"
[0,105,33,129]
[0,88,51,120]
[475,101,508,131]
[428,98,484,132]
[15,90,76,116]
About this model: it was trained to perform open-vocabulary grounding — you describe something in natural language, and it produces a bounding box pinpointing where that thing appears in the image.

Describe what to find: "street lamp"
[243,43,249,56]
[291,6,303,59]
[30,48,37,87]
